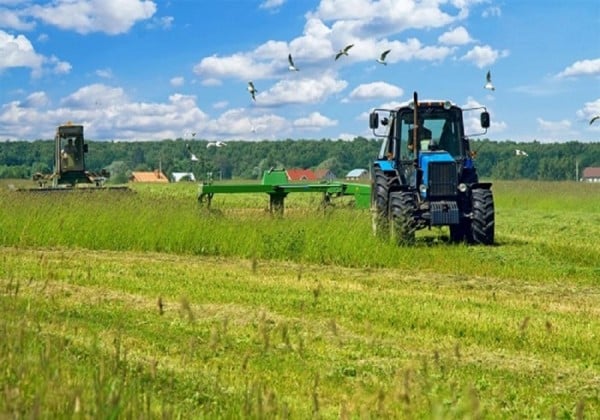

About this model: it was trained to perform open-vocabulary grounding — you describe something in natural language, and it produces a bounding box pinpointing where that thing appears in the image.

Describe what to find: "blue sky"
[0,0,599,142]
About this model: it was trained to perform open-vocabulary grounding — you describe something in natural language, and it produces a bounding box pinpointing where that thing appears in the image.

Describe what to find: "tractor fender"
[470,182,492,190]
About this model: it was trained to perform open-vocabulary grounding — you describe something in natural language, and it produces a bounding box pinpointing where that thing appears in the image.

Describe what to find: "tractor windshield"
[58,126,85,171]
[398,107,464,159]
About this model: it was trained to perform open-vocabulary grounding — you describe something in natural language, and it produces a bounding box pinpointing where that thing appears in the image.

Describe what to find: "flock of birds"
[246,43,497,102]
[245,44,600,130]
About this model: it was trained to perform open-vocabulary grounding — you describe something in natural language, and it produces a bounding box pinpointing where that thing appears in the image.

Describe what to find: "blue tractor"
[369,92,494,245]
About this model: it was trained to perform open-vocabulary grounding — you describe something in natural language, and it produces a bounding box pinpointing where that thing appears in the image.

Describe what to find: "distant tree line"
[1,137,599,182]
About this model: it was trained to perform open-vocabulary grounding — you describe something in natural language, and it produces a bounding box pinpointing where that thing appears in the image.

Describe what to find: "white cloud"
[147,15,173,30]
[48,55,71,74]
[96,68,113,79]
[438,26,473,45]
[213,100,228,109]
[482,6,502,18]
[193,53,279,81]
[576,98,600,123]
[347,82,403,101]
[461,44,509,68]
[170,76,184,87]
[293,112,337,129]
[536,118,572,132]
[0,30,44,70]
[260,0,286,10]
[28,0,157,35]
[556,58,600,78]
[256,74,347,106]
[22,91,50,108]
[0,6,35,30]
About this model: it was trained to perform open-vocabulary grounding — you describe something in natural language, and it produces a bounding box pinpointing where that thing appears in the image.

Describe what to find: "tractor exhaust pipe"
[412,91,418,156]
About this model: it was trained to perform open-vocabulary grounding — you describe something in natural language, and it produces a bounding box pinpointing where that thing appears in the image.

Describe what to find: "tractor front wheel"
[390,191,417,245]
[469,188,495,245]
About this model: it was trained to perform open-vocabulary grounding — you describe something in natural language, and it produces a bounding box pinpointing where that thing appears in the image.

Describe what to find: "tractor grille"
[428,162,458,198]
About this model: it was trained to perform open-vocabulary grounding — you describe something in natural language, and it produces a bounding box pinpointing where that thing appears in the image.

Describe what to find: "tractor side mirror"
[480,111,490,129]
[369,112,379,129]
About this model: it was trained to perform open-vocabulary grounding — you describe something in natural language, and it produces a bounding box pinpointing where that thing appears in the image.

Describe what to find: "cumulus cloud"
[22,91,50,108]
[347,82,403,101]
[576,98,600,123]
[0,6,35,30]
[96,68,113,79]
[256,74,347,106]
[28,0,157,35]
[293,112,337,129]
[438,26,473,45]
[461,44,509,68]
[556,58,600,78]
[0,30,44,70]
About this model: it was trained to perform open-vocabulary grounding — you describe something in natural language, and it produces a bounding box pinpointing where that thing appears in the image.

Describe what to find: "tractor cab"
[53,123,89,186]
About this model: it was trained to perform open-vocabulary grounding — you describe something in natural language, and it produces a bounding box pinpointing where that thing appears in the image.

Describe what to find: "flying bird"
[335,44,354,60]
[376,49,391,65]
[186,143,199,161]
[590,115,600,125]
[247,81,257,101]
[207,141,227,148]
[515,149,528,156]
[484,70,495,91]
[288,53,299,71]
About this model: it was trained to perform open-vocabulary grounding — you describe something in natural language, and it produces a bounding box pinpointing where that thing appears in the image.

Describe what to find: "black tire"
[371,170,390,239]
[390,191,417,246]
[469,188,494,245]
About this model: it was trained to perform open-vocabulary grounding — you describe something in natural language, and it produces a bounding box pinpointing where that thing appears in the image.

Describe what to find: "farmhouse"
[346,168,368,180]
[314,168,336,181]
[581,167,600,182]
[286,168,317,181]
[130,170,169,183]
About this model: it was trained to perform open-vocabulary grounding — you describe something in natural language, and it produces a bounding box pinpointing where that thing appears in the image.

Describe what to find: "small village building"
[314,168,336,181]
[581,167,600,182]
[286,168,318,181]
[345,168,368,180]
[129,170,169,183]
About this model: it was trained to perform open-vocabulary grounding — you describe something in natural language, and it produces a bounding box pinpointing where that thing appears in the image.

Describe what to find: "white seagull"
[376,49,391,65]
[515,149,528,156]
[207,141,227,148]
[247,81,257,101]
[335,44,354,60]
[484,70,495,91]
[288,53,299,71]
[186,144,199,161]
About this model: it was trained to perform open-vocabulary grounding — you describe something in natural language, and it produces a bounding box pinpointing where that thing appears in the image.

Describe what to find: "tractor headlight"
[419,184,428,194]
[457,183,467,193]
[443,101,452,110]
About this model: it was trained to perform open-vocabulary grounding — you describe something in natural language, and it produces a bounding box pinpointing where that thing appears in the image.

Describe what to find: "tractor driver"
[62,138,76,169]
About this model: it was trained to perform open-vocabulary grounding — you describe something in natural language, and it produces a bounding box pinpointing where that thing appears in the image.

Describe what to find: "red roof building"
[130,170,169,183]
[581,167,600,182]
[286,168,317,181]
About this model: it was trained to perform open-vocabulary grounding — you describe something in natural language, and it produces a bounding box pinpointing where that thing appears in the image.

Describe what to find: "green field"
[1,180,599,418]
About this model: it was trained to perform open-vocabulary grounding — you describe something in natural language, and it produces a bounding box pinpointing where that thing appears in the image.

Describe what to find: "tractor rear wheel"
[372,170,390,239]
[469,188,494,245]
[390,191,417,245]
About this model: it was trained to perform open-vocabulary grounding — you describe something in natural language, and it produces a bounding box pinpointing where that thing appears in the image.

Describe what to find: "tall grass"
[1,179,599,417]
[1,180,599,284]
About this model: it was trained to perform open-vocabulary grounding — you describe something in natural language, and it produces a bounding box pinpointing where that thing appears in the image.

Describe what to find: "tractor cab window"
[399,109,463,158]
[377,116,397,160]
[60,133,84,171]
